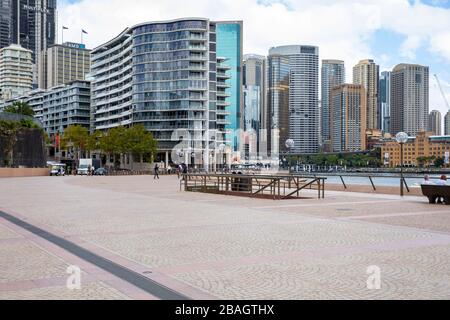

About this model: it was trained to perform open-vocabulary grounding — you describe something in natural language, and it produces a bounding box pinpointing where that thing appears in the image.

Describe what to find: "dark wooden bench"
[421,185,450,205]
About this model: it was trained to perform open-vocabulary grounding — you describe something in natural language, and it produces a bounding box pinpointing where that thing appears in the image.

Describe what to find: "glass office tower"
[321,60,345,143]
[267,53,290,157]
[268,45,319,156]
[243,54,267,160]
[216,21,243,154]
[379,71,391,133]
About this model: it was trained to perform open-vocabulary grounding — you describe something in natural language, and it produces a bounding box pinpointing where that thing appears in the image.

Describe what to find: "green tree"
[0,119,41,167]
[62,125,89,160]
[86,130,103,155]
[99,126,127,168]
[326,154,339,166]
[126,125,158,166]
[434,157,445,168]
[3,101,35,117]
[416,156,425,167]
[0,121,18,167]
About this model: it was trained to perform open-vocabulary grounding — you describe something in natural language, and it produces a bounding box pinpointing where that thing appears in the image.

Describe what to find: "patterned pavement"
[1,175,450,299]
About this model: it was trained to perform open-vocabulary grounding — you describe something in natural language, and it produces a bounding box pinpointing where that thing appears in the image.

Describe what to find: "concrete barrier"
[0,168,50,178]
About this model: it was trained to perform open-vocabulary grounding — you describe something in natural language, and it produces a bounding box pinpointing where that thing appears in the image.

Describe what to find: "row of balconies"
[91,37,133,68]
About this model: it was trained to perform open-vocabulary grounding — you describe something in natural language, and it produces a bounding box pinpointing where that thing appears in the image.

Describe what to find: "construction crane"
[434,74,450,111]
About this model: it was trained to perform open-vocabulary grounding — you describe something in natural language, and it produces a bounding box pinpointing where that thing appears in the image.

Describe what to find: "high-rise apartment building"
[216,56,232,152]
[1,80,90,135]
[39,42,91,89]
[428,110,442,136]
[216,21,243,154]
[41,80,91,136]
[90,18,233,169]
[268,45,319,156]
[353,59,379,131]
[390,63,429,136]
[379,71,391,133]
[445,111,450,136]
[321,59,345,143]
[0,44,32,100]
[243,54,266,159]
[330,84,367,152]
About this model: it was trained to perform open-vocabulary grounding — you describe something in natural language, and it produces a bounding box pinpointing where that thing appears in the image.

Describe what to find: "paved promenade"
[1,175,450,300]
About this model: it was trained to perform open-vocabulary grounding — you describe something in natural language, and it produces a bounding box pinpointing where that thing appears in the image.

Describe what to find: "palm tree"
[3,101,35,117]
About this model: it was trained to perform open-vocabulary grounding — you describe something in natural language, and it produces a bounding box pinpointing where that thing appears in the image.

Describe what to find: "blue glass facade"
[216,22,243,152]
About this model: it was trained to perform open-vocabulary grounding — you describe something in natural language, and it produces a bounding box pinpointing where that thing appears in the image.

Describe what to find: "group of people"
[423,175,449,186]
[153,163,188,180]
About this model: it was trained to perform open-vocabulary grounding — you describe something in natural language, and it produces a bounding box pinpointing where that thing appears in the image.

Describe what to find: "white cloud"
[400,35,423,60]
[59,0,450,122]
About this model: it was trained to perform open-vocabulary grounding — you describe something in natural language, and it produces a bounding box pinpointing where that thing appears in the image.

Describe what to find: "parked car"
[77,159,92,175]
[94,168,108,176]
[50,164,66,176]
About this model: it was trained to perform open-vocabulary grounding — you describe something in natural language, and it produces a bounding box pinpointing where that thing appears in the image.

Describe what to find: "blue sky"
[59,0,450,124]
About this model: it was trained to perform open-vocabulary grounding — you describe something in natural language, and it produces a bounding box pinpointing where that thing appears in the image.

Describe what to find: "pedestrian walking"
[154,164,160,180]
[176,164,181,179]
[91,166,95,176]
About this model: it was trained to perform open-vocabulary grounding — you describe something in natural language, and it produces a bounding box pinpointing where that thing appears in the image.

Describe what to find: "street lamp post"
[285,139,295,175]
[396,132,409,197]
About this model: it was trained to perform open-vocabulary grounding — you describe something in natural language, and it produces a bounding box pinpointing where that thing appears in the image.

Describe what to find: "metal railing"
[181,173,326,200]
[289,172,444,193]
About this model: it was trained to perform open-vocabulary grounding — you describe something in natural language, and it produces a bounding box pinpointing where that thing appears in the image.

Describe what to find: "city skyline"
[58,0,450,125]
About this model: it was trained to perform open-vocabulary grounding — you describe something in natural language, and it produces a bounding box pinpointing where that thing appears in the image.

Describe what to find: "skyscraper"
[216,21,243,154]
[353,59,379,130]
[39,42,91,89]
[91,18,232,170]
[391,64,429,136]
[267,52,289,157]
[9,1,56,62]
[268,45,319,156]
[0,1,57,87]
[445,111,450,136]
[0,44,32,100]
[243,54,266,159]
[428,110,442,136]
[379,71,391,133]
[0,0,11,48]
[330,84,367,152]
[321,60,345,143]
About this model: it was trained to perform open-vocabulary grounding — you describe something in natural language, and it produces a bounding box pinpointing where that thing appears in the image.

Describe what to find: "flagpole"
[62,26,64,44]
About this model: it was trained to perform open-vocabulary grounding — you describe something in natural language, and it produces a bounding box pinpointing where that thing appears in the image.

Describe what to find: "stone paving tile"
[359,214,450,234]
[82,219,437,270]
[0,224,21,240]
[173,245,450,300]
[2,176,450,300]
[0,240,69,283]
[0,281,129,300]
[250,200,447,218]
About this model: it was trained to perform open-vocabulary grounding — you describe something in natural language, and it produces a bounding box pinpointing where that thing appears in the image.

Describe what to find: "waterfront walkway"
[1,175,450,299]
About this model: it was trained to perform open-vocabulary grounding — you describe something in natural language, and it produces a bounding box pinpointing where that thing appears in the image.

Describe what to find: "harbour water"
[294,173,443,188]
